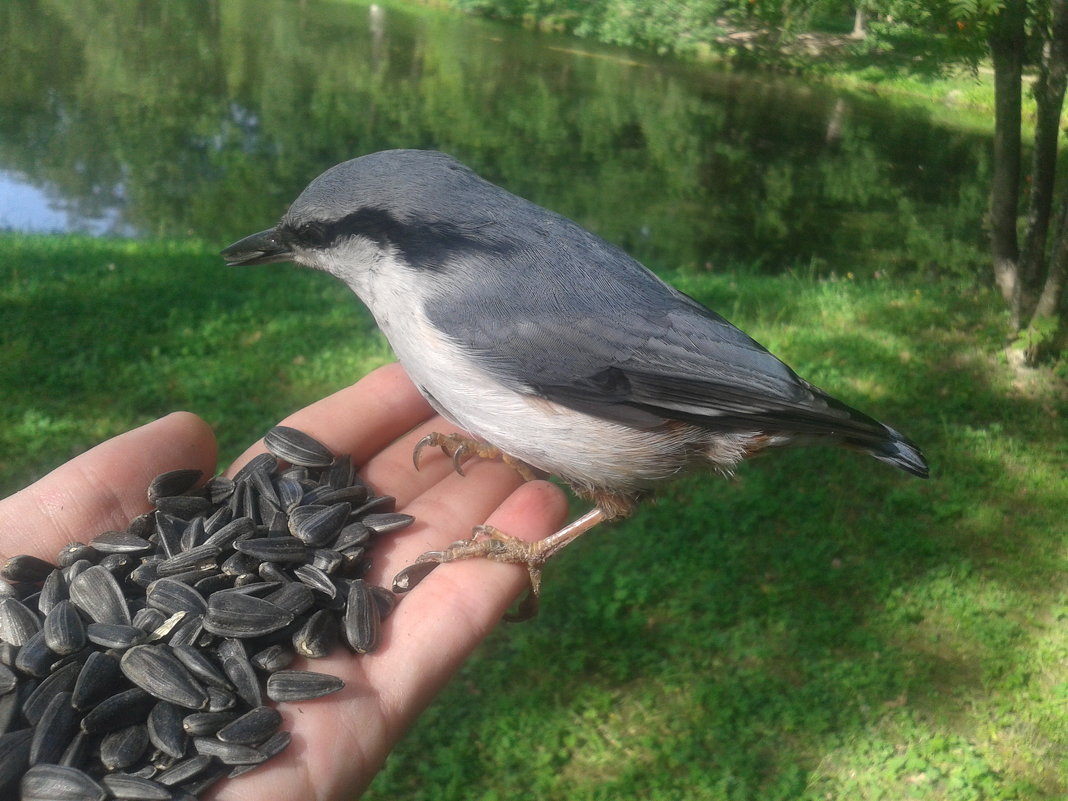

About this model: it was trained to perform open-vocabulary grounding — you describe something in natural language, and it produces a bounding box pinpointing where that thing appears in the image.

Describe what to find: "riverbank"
[425,0,1009,132]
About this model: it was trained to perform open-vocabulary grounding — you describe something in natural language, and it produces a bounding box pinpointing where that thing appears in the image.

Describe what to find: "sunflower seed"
[217,639,261,709]
[56,544,96,569]
[182,710,237,736]
[249,645,293,674]
[1,425,407,790]
[29,691,77,766]
[265,582,314,617]
[289,502,350,547]
[154,754,212,787]
[145,579,206,617]
[362,512,416,535]
[264,426,335,468]
[79,687,154,734]
[293,609,338,659]
[202,516,254,549]
[153,496,211,519]
[0,663,16,695]
[1,555,55,583]
[343,579,380,654]
[23,661,80,725]
[89,531,153,556]
[171,645,229,690]
[15,630,58,678]
[155,544,220,578]
[100,724,148,771]
[232,452,277,485]
[392,560,439,593]
[38,570,69,618]
[21,763,107,801]
[233,536,307,563]
[203,592,293,638]
[216,705,281,745]
[86,623,146,650]
[0,597,40,645]
[147,470,203,503]
[255,728,291,759]
[266,670,344,702]
[0,728,33,793]
[204,475,235,505]
[100,772,172,800]
[206,687,237,712]
[69,566,130,627]
[119,646,208,710]
[146,702,185,760]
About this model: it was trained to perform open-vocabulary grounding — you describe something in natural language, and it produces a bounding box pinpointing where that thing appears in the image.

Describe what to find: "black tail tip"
[868,427,929,479]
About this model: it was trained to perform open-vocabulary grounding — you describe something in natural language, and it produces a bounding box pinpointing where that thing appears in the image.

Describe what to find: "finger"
[0,412,216,562]
[352,479,570,793]
[227,362,434,476]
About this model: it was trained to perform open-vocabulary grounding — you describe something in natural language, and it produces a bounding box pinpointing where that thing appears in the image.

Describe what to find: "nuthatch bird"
[223,149,929,618]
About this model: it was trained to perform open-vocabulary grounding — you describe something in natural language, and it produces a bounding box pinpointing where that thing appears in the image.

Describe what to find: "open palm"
[0,363,567,800]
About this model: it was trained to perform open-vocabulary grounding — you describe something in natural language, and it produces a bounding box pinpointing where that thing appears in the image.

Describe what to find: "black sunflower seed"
[100,772,172,800]
[69,566,131,627]
[263,426,335,468]
[343,579,381,654]
[1,554,55,583]
[0,597,41,645]
[147,701,186,760]
[1,425,408,790]
[21,763,107,801]
[119,646,209,710]
[265,670,344,702]
[99,724,148,771]
[0,728,33,794]
[233,536,307,563]
[145,579,207,617]
[147,469,204,503]
[89,531,153,555]
[202,592,293,638]
[216,705,281,745]
[29,691,78,766]
[71,651,122,711]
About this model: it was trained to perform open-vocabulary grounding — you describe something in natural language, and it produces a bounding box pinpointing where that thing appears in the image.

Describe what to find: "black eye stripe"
[285,208,498,272]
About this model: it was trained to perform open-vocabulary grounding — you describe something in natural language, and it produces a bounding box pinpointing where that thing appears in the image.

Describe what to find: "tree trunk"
[1036,194,1067,320]
[851,5,867,40]
[1019,0,1068,326]
[988,0,1027,327]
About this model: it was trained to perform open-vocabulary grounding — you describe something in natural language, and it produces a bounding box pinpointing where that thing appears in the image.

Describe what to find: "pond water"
[1,0,989,277]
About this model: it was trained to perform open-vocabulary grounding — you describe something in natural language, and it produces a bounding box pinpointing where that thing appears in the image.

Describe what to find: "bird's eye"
[296,221,329,248]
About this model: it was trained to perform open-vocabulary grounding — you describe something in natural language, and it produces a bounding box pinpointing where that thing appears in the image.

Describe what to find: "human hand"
[0,362,568,800]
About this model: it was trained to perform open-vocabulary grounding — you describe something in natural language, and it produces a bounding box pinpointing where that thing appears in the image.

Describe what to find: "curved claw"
[412,434,437,471]
[451,442,468,477]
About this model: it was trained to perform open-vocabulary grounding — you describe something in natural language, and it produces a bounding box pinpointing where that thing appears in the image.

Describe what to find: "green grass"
[3,233,1067,799]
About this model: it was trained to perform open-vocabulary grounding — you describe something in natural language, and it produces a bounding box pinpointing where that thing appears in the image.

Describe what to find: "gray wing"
[427,269,891,445]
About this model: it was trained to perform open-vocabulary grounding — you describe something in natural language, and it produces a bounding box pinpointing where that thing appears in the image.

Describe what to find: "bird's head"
[221,150,510,287]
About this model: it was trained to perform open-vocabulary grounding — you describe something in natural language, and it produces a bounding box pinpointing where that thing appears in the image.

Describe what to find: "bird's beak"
[221,227,294,266]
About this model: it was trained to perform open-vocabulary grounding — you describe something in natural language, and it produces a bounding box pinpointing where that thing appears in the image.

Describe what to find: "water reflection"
[0,0,988,276]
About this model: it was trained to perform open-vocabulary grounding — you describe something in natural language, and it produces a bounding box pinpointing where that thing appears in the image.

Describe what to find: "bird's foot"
[412,432,539,481]
[392,508,611,621]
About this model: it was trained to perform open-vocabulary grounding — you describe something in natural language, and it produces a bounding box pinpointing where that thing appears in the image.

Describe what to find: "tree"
[873,0,1066,362]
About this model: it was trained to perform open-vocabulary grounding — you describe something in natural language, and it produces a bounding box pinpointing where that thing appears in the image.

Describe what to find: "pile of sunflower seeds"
[0,426,412,801]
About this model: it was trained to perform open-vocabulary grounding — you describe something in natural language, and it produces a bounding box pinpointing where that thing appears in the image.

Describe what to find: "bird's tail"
[854,425,929,479]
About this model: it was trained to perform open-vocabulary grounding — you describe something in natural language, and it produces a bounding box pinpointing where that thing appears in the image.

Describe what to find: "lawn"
[2,233,1066,798]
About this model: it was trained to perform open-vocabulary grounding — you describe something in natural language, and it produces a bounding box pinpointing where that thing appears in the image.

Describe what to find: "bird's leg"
[413,432,539,482]
[392,506,614,621]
